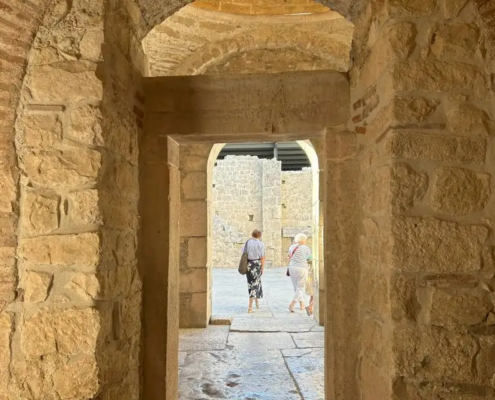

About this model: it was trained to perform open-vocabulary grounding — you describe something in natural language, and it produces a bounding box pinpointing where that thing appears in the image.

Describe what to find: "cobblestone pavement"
[179,268,324,399]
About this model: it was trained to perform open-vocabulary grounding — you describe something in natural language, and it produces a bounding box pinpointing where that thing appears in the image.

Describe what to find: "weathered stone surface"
[66,273,99,300]
[180,201,207,237]
[65,189,102,227]
[447,103,495,136]
[28,65,103,102]
[52,355,99,399]
[387,131,486,164]
[391,61,486,97]
[390,163,428,213]
[23,148,102,188]
[228,332,296,350]
[291,332,324,348]
[430,288,492,327]
[69,104,103,145]
[22,308,100,356]
[20,192,59,236]
[187,237,207,267]
[19,233,100,267]
[391,217,488,273]
[179,326,229,351]
[394,327,478,381]
[391,274,418,322]
[439,0,469,18]
[431,24,480,60]
[21,113,62,148]
[180,267,207,294]
[23,271,52,303]
[386,0,437,16]
[0,312,12,393]
[361,22,416,86]
[392,96,440,124]
[182,171,207,200]
[431,167,490,215]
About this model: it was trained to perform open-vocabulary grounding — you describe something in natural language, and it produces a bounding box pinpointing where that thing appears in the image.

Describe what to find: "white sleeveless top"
[288,244,312,269]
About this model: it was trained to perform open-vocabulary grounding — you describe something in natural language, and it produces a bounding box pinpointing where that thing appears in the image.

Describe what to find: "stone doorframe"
[207,141,324,325]
[140,70,359,399]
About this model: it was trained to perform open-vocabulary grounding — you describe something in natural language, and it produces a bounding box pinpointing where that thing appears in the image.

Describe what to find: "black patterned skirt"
[246,260,263,299]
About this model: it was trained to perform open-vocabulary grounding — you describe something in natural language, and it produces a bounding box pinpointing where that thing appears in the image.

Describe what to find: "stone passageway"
[179,268,324,399]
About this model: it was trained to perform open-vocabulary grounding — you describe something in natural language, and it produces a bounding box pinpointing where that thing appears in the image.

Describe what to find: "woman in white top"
[287,233,312,313]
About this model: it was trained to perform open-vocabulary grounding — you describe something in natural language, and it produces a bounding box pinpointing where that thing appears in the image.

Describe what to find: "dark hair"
[251,229,262,238]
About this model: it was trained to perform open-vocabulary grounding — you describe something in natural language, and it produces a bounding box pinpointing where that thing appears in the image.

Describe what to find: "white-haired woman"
[287,233,312,313]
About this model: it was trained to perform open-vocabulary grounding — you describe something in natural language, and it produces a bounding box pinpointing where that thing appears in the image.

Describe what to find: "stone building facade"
[0,0,495,399]
[211,155,312,268]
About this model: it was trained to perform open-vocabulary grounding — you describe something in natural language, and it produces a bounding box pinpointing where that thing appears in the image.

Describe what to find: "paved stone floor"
[179,267,324,399]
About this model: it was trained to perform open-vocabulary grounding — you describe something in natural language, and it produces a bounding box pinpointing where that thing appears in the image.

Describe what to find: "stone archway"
[2,0,495,399]
[140,69,353,399]
[204,141,324,325]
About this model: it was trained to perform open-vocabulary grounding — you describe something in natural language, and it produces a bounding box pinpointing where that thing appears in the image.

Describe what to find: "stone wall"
[281,168,313,259]
[348,1,495,399]
[212,156,312,268]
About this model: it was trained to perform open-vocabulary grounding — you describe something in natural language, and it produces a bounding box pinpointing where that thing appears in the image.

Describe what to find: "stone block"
[439,0,470,18]
[21,307,100,356]
[360,357,392,400]
[387,131,486,164]
[390,274,418,322]
[180,267,207,294]
[187,237,207,267]
[476,336,495,387]
[394,327,478,381]
[21,113,61,148]
[180,201,207,237]
[23,148,102,189]
[391,217,488,273]
[390,163,428,213]
[52,355,99,399]
[65,189,102,227]
[182,171,207,200]
[446,103,495,136]
[69,104,103,145]
[431,167,490,215]
[386,0,436,16]
[0,312,12,393]
[18,232,100,267]
[391,61,486,97]
[430,288,492,327]
[65,272,100,300]
[28,65,103,103]
[20,192,59,236]
[360,265,390,319]
[431,23,480,60]
[392,96,440,124]
[179,292,208,328]
[22,271,52,303]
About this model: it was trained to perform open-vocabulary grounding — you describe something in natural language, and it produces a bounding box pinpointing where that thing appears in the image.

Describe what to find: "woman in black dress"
[241,229,266,313]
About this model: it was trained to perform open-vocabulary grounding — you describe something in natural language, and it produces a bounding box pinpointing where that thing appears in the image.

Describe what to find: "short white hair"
[294,233,307,244]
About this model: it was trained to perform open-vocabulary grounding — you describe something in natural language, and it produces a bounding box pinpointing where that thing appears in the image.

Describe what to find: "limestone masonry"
[212,155,312,268]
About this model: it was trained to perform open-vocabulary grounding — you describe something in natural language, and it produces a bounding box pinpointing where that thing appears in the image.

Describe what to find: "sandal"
[305,306,313,316]
[288,305,295,313]
[248,308,253,313]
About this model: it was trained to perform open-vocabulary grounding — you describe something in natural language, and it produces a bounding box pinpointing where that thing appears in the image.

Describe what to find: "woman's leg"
[292,268,308,303]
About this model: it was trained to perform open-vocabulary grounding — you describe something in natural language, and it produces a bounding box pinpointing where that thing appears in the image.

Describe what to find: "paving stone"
[179,326,229,351]
[227,332,296,351]
[291,332,324,348]
[231,317,316,332]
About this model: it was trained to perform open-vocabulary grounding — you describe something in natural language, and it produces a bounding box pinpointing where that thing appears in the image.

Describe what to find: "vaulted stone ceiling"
[142,3,354,76]
[192,0,330,15]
